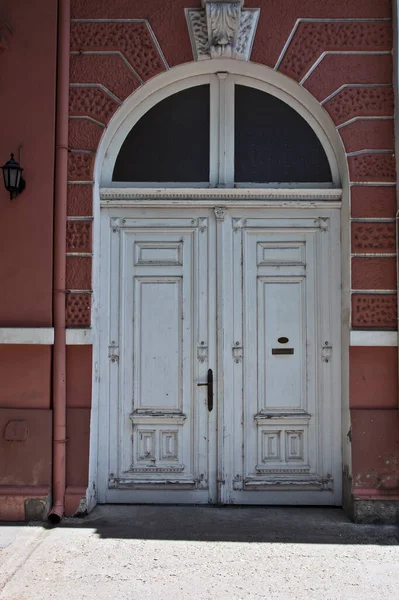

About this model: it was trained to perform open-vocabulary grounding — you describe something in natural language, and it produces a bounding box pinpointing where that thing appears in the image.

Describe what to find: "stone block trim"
[67,184,93,217]
[66,221,93,253]
[351,499,399,524]
[279,21,392,82]
[66,293,92,327]
[69,119,104,153]
[66,256,92,290]
[352,257,397,290]
[324,87,394,127]
[348,153,396,182]
[69,86,120,125]
[350,347,398,409]
[70,21,166,81]
[304,54,392,102]
[351,409,399,493]
[351,294,397,328]
[351,186,396,219]
[351,222,396,254]
[68,152,95,182]
[70,54,141,101]
[339,119,394,154]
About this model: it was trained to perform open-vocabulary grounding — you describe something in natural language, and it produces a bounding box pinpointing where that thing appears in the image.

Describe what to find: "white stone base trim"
[350,331,398,347]
[66,329,93,345]
[0,328,93,345]
[0,328,394,347]
[0,328,54,344]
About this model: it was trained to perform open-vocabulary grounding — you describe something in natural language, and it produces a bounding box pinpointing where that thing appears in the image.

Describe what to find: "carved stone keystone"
[186,0,260,61]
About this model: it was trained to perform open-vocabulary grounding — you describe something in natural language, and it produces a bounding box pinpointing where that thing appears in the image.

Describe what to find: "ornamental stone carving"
[186,0,260,61]
[214,206,227,220]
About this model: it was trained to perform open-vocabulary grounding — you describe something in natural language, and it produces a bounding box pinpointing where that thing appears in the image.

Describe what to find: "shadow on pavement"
[52,505,399,545]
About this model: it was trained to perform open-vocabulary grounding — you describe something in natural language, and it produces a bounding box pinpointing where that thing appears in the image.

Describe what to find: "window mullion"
[216,72,235,188]
[209,75,219,188]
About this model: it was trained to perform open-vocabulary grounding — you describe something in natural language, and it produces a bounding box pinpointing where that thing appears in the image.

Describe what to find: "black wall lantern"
[1,153,25,199]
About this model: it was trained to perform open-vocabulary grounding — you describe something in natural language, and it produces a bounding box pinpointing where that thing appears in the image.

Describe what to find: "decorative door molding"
[186,1,260,61]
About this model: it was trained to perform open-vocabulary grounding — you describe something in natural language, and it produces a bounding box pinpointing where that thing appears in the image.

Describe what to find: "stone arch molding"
[97,59,347,189]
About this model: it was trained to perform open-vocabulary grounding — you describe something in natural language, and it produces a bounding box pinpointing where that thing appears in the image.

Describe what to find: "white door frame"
[86,59,350,511]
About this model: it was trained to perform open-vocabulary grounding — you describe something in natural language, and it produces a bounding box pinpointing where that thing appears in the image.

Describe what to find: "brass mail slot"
[272,348,294,355]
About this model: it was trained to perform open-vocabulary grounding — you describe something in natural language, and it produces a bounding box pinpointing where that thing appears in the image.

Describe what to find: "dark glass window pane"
[234,85,332,183]
[113,85,210,182]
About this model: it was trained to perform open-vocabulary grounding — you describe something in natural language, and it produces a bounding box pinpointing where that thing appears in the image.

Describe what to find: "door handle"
[197,368,213,412]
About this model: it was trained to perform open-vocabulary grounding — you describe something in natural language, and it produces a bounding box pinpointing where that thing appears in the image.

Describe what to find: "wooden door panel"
[105,212,216,503]
[100,207,341,506]
[225,211,341,505]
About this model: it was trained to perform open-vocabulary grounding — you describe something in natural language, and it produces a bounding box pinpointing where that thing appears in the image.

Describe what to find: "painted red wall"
[0,0,57,520]
[0,0,57,326]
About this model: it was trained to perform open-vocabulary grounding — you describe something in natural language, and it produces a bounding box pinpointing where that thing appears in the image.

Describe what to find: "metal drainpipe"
[394,0,399,403]
[48,0,70,525]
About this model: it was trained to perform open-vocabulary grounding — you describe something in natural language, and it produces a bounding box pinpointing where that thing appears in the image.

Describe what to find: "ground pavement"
[0,506,398,599]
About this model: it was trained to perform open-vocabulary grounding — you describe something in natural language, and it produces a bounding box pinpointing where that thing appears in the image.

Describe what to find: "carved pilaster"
[186,1,259,62]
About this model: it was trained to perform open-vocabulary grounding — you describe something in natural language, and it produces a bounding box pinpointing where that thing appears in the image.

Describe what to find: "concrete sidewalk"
[0,506,398,599]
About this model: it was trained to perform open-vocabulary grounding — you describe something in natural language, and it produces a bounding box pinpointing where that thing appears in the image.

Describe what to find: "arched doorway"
[92,61,347,506]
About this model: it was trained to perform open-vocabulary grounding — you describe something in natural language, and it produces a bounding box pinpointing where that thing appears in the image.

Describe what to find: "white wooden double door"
[99,205,341,505]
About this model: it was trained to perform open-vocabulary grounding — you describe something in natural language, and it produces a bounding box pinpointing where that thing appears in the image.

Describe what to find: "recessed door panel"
[134,277,183,412]
[259,278,305,412]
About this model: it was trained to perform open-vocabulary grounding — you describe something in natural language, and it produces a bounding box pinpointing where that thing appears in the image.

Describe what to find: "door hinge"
[109,344,119,363]
[232,343,243,363]
[321,342,332,363]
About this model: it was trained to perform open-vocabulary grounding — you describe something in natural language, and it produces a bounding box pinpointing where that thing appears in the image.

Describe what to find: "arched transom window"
[107,74,338,189]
